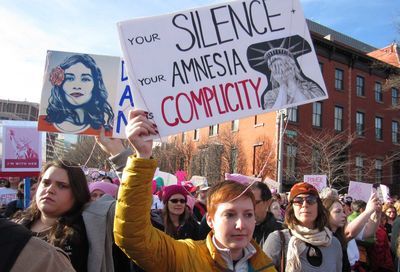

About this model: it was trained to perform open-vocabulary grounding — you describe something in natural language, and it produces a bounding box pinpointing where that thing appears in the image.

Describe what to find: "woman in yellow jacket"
[114,109,277,272]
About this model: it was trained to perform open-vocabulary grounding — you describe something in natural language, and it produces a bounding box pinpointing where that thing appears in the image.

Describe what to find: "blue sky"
[0,0,399,103]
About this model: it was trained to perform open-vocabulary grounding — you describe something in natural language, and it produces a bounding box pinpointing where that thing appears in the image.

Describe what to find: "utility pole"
[277,109,286,193]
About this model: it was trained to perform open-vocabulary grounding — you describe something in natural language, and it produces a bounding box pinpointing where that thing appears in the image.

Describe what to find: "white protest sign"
[154,168,178,186]
[348,181,373,202]
[190,175,208,187]
[304,175,327,192]
[118,0,328,138]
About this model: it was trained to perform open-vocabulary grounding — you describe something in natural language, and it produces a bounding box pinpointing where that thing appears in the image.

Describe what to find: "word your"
[172,48,246,87]
[138,75,167,86]
[172,0,285,52]
[127,33,160,45]
[161,77,262,126]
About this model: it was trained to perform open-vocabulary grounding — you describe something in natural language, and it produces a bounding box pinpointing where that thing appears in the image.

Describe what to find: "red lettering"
[176,93,193,124]
[161,96,179,127]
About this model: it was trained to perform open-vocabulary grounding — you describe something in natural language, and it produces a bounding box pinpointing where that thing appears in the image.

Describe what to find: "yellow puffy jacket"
[114,156,277,272]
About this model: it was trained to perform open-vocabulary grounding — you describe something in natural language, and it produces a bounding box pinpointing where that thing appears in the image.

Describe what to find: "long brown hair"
[285,196,328,231]
[13,160,90,248]
[162,202,191,238]
[322,197,347,248]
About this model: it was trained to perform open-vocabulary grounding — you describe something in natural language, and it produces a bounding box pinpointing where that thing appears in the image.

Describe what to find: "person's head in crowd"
[101,176,113,183]
[8,177,21,188]
[339,195,353,216]
[394,200,400,216]
[89,181,119,201]
[197,184,210,204]
[162,185,190,235]
[0,178,10,188]
[383,203,397,222]
[279,192,288,207]
[206,180,256,259]
[269,198,283,222]
[14,160,90,247]
[322,197,347,248]
[251,181,272,224]
[351,200,367,214]
[285,182,328,230]
[319,187,338,199]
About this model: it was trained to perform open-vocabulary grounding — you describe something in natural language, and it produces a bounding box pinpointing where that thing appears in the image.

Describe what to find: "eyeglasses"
[292,195,318,206]
[169,199,186,204]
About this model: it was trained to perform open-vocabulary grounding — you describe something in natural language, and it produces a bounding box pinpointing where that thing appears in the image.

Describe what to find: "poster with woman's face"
[38,50,120,136]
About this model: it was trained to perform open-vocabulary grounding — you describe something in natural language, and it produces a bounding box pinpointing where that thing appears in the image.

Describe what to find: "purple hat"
[162,185,188,204]
[89,182,119,198]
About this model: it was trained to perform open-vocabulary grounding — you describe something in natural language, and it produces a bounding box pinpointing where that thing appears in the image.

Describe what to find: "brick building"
[165,20,400,193]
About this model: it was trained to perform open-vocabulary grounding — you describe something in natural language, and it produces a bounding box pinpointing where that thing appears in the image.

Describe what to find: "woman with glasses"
[263,182,342,272]
[151,184,200,240]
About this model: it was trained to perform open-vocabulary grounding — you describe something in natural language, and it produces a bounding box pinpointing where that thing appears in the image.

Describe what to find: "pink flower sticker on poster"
[2,122,43,172]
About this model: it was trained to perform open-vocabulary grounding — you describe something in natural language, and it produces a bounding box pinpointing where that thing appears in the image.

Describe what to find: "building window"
[334,106,343,132]
[375,82,383,102]
[288,107,298,122]
[392,88,399,106]
[254,115,263,126]
[231,119,239,131]
[356,112,365,136]
[181,132,186,143]
[393,121,399,144]
[193,128,199,141]
[252,144,262,176]
[355,156,364,181]
[16,104,29,114]
[286,145,297,178]
[375,159,383,183]
[4,103,16,113]
[230,148,238,173]
[375,117,383,140]
[335,68,344,90]
[311,148,321,173]
[312,102,322,127]
[356,76,365,96]
[209,124,219,136]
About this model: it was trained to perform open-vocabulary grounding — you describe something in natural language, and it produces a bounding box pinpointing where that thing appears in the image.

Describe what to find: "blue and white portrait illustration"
[39,53,115,136]
[247,35,326,110]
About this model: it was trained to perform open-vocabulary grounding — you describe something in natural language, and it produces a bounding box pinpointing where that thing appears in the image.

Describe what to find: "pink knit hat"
[162,185,188,204]
[89,182,119,198]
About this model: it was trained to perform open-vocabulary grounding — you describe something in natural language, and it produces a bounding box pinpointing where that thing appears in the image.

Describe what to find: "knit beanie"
[89,182,119,198]
[289,182,319,202]
[162,185,188,204]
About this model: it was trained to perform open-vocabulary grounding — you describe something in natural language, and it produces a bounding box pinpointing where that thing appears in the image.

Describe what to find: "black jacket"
[253,212,282,248]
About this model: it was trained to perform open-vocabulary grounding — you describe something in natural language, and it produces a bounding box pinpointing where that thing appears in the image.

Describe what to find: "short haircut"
[207,180,255,218]
[101,176,113,183]
[351,200,366,213]
[251,181,272,201]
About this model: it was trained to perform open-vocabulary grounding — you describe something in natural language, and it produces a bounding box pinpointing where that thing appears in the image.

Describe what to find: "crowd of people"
[1,109,400,271]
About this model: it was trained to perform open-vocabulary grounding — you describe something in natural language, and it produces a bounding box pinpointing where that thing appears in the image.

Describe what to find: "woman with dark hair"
[264,182,342,272]
[13,160,90,271]
[40,54,114,135]
[151,184,200,240]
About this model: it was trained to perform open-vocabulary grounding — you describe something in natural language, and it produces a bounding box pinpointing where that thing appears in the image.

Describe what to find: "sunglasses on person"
[291,195,318,205]
[169,198,186,204]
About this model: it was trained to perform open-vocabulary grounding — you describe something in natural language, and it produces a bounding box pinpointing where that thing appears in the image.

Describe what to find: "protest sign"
[304,175,327,192]
[118,0,328,138]
[38,50,135,138]
[1,121,43,172]
[154,168,178,186]
[348,181,373,202]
